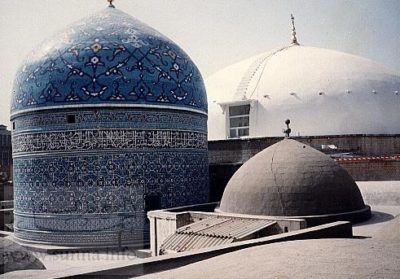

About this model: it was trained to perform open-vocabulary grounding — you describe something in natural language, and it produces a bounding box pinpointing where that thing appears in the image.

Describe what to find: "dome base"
[13,228,150,249]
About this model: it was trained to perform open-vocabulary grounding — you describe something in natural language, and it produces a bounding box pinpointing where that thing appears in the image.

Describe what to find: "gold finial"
[291,14,299,45]
[107,0,115,8]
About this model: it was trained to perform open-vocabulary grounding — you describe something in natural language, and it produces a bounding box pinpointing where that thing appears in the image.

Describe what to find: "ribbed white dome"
[207,45,400,140]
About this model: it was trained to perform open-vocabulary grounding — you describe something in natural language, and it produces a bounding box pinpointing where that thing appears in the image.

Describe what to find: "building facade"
[0,125,12,179]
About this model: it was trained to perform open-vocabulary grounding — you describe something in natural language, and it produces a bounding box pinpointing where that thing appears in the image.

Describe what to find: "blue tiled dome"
[11,7,207,116]
[11,6,209,247]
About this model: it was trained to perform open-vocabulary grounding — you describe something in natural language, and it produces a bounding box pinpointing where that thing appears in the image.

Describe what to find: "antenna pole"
[291,14,299,45]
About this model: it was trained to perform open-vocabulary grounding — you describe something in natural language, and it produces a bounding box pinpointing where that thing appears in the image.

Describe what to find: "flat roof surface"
[140,237,400,279]
[139,181,400,279]
[5,181,400,278]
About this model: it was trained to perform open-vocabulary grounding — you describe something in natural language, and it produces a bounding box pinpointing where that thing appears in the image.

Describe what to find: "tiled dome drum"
[11,7,208,246]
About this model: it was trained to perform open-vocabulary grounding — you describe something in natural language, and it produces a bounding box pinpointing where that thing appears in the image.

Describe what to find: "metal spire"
[291,14,299,45]
[283,119,291,138]
[107,0,115,8]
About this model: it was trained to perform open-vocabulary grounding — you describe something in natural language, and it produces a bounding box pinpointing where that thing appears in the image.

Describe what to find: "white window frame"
[218,99,257,139]
[228,105,250,138]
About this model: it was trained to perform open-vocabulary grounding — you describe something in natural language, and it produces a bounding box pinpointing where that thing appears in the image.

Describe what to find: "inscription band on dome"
[13,129,207,156]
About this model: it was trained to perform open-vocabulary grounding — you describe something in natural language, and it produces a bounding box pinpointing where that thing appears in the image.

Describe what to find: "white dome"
[206,45,400,140]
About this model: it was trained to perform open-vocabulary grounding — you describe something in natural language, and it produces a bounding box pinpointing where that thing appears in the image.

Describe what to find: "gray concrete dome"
[219,139,371,224]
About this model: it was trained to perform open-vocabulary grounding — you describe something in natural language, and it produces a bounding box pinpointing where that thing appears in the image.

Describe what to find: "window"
[67,115,76,124]
[145,194,162,223]
[228,105,250,138]
[145,194,162,212]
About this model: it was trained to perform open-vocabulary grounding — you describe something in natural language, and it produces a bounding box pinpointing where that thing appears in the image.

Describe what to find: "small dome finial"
[107,0,115,8]
[290,14,299,45]
[284,119,291,138]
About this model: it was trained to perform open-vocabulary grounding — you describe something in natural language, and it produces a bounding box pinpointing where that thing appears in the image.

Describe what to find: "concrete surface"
[0,238,45,275]
[3,221,352,278]
[138,181,400,279]
[352,205,400,236]
[139,238,400,279]
[357,180,400,206]
[1,250,140,279]
[31,250,138,272]
[137,181,400,279]
[374,215,400,241]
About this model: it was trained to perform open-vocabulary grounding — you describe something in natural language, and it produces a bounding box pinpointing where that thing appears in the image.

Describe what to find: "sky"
[0,0,399,127]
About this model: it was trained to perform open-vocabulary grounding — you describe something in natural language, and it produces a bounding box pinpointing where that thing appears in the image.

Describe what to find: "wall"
[0,182,13,201]
[299,135,400,156]
[0,208,13,231]
[209,135,400,201]
[341,161,400,181]
[209,164,241,202]
[209,134,400,164]
[0,180,14,232]
[148,203,219,255]
[0,125,12,179]
[148,211,192,256]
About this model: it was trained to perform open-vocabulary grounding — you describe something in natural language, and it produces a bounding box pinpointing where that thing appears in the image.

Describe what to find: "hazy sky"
[0,0,399,126]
